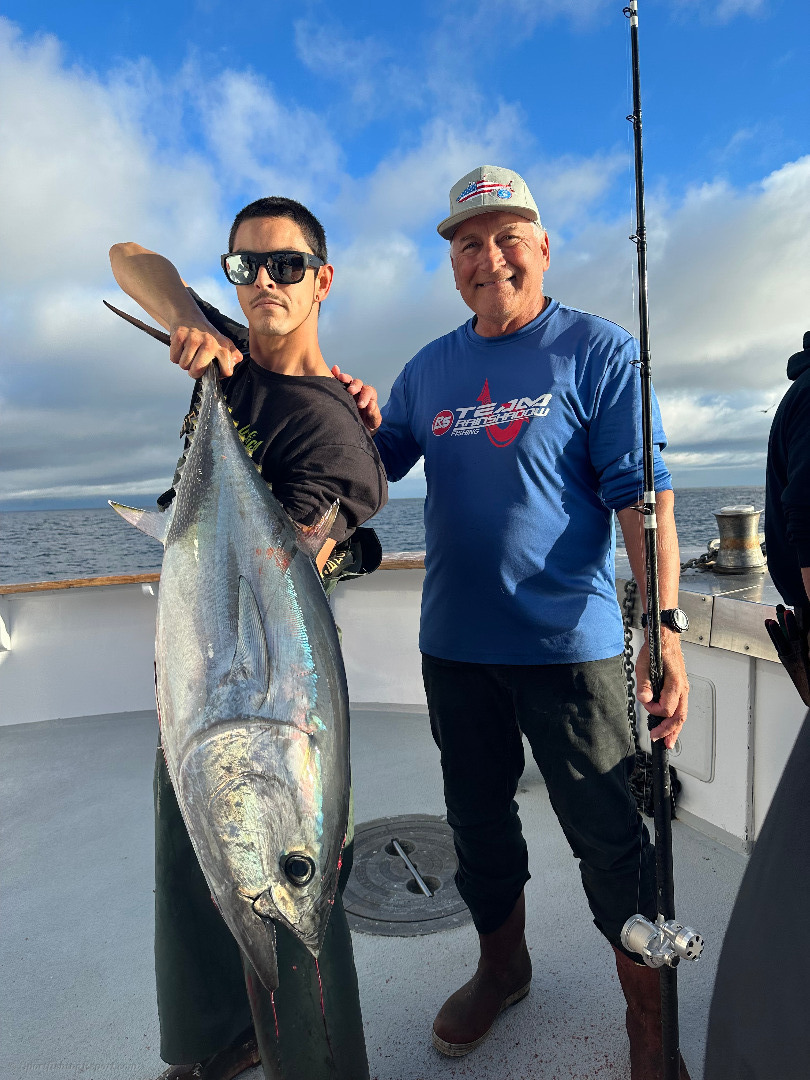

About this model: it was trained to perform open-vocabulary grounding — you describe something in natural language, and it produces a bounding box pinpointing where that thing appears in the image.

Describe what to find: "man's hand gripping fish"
[111,364,350,992]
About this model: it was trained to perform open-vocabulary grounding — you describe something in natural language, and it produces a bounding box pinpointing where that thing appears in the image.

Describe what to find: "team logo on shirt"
[431,379,552,447]
[432,410,454,436]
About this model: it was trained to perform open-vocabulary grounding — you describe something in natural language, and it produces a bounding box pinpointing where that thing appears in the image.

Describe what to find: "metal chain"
[680,538,766,575]
[622,578,640,743]
[680,547,718,573]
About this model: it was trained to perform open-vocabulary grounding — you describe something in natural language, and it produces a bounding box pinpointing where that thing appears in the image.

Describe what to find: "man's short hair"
[229,197,328,262]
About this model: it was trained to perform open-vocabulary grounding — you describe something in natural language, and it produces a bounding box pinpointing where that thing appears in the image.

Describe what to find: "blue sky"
[0,0,808,507]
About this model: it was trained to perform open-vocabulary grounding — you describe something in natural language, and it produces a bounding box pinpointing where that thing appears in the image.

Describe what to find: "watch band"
[641,608,689,633]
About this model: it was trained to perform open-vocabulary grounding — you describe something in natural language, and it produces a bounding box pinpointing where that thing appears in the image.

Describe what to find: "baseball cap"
[437,166,541,240]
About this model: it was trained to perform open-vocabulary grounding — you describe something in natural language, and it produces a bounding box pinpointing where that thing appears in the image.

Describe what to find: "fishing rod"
[620,4,704,1078]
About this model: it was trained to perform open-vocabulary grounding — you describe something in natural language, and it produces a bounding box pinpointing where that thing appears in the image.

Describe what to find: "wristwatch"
[641,608,689,633]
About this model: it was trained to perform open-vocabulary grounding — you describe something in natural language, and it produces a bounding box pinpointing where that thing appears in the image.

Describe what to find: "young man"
[110,196,387,1080]
[336,166,691,1080]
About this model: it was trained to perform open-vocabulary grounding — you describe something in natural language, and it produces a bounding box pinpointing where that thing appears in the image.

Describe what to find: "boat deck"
[1,705,746,1080]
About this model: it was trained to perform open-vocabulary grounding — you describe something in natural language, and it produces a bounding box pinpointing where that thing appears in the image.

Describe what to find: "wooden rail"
[0,552,427,594]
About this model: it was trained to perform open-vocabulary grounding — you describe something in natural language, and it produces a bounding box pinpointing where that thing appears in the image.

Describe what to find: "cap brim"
[437,204,539,240]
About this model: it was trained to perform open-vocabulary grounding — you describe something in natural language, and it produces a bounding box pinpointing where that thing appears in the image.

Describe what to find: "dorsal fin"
[109,500,175,546]
[230,576,271,696]
[292,500,340,559]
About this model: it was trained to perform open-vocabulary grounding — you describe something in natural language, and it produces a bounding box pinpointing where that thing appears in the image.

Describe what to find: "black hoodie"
[765,332,810,607]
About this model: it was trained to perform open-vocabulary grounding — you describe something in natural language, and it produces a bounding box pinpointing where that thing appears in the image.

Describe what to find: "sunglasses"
[221,250,325,286]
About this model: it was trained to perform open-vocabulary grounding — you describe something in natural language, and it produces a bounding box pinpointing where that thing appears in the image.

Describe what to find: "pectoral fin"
[292,500,340,559]
[109,500,174,545]
[230,576,271,698]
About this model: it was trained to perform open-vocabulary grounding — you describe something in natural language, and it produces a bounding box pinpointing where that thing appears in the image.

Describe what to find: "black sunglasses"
[221,250,325,286]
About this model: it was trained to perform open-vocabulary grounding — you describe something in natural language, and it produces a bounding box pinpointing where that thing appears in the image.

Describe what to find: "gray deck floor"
[1,707,745,1080]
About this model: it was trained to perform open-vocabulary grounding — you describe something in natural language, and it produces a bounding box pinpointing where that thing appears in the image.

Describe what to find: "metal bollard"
[713,505,766,574]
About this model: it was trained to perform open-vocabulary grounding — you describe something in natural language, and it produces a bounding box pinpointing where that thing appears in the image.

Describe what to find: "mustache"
[251,295,287,309]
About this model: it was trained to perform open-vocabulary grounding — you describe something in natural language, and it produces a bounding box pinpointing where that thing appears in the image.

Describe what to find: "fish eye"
[283,852,316,887]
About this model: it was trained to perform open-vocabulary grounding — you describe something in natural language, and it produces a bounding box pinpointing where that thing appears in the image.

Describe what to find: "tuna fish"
[111,364,349,991]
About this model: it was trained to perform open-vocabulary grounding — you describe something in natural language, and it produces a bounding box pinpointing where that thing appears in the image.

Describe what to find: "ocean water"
[0,489,765,586]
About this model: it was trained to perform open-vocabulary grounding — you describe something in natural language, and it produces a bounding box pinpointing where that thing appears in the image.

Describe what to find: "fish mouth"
[226,896,280,991]
[249,879,331,956]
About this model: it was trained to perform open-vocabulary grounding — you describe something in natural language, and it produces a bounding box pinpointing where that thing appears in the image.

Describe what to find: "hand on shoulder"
[331,364,382,435]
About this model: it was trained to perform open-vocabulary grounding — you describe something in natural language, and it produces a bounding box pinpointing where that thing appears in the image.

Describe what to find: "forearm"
[109,243,203,331]
[620,489,689,743]
[617,489,681,610]
[803,567,810,606]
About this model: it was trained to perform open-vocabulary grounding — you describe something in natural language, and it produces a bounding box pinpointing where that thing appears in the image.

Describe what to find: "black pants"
[153,746,369,1079]
[422,653,656,952]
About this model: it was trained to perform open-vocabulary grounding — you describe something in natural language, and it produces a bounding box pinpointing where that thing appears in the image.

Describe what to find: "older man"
[336,166,690,1079]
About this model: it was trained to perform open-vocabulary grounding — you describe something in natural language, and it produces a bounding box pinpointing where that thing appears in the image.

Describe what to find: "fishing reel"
[621,914,704,968]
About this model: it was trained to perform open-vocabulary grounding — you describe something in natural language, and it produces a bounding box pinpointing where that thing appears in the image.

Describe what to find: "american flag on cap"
[456,176,514,204]
[437,166,540,239]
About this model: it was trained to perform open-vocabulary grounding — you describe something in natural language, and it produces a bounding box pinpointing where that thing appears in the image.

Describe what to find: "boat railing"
[1,555,807,853]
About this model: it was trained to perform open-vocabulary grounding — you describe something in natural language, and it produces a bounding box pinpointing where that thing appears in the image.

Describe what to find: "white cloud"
[0,14,805,509]
[527,152,627,231]
[197,68,345,210]
[0,23,223,285]
[548,160,810,382]
[434,0,610,43]
[543,157,809,483]
[321,236,465,385]
[672,0,767,23]
[293,20,423,121]
[332,109,528,242]
[0,20,351,508]
[648,158,809,390]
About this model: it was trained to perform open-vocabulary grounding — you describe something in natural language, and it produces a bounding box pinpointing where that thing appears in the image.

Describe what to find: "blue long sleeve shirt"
[375,299,671,664]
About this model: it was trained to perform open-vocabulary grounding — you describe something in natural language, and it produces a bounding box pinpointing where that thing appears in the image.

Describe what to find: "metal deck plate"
[344,814,472,936]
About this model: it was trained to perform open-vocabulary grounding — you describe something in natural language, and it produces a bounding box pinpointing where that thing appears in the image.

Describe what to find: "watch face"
[642,609,689,632]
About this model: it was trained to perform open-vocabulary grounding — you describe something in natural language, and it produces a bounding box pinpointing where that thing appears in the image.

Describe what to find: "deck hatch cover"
[344,815,472,936]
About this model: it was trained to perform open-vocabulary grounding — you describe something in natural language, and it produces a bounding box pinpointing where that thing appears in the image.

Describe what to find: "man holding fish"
[337,166,691,1079]
[110,197,386,1080]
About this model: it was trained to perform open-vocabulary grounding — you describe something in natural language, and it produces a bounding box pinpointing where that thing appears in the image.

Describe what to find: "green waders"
[153,747,368,1080]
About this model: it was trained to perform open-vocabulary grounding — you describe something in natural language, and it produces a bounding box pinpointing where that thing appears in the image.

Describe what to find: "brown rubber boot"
[613,946,691,1080]
[432,892,532,1057]
[155,1030,260,1080]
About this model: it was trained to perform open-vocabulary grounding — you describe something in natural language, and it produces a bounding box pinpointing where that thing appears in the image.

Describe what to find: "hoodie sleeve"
[782,379,810,566]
